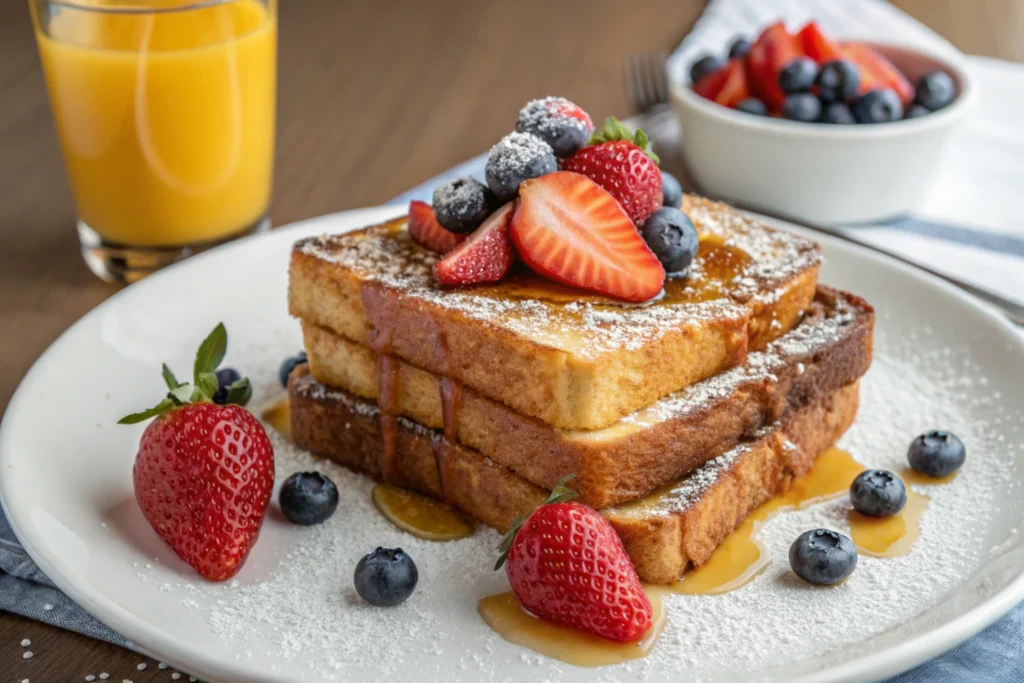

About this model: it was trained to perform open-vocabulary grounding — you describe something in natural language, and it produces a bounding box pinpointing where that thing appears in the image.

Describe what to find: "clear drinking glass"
[30,0,277,283]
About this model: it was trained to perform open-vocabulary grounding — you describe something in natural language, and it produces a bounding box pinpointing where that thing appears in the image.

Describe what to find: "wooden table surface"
[1,0,1021,679]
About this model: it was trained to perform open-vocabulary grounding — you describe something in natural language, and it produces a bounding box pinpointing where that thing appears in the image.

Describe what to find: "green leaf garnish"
[494,475,579,570]
[162,363,183,391]
[197,371,220,399]
[118,397,176,425]
[119,323,254,425]
[193,323,227,385]
[588,116,660,164]
[224,377,252,407]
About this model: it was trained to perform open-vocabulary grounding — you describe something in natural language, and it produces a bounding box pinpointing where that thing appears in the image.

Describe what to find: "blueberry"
[279,351,308,388]
[789,529,858,585]
[279,471,339,525]
[781,93,822,123]
[485,132,557,202]
[515,97,591,158]
[850,469,907,517]
[915,71,956,111]
[432,177,492,234]
[778,57,819,94]
[211,367,241,405]
[640,207,699,277]
[354,547,418,606]
[905,104,931,119]
[736,98,768,116]
[728,37,751,59]
[815,60,860,104]
[821,102,856,124]
[908,430,966,478]
[852,89,903,124]
[660,171,683,208]
[690,54,726,85]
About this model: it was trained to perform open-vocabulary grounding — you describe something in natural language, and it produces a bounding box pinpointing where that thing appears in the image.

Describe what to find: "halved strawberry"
[713,59,752,108]
[747,21,803,111]
[798,21,844,63]
[408,200,466,254]
[435,201,516,286]
[693,60,751,108]
[693,64,732,101]
[842,42,915,105]
[510,172,665,303]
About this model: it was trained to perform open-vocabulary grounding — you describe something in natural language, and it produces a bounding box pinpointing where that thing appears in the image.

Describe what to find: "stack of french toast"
[286,187,874,585]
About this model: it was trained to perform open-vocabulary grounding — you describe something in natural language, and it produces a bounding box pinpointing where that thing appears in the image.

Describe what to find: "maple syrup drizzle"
[362,283,403,485]
[431,377,462,504]
[477,590,667,668]
[376,354,401,483]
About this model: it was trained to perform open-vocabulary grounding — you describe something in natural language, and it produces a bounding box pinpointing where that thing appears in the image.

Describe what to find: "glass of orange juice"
[30,0,277,283]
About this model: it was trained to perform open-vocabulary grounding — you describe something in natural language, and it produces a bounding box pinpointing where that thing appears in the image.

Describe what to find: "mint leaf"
[193,323,227,384]
[162,363,183,391]
[118,397,175,425]
[224,378,252,407]
[197,371,219,400]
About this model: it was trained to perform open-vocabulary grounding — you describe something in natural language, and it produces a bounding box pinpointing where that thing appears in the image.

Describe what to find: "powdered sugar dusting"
[148,303,1020,682]
[294,202,818,358]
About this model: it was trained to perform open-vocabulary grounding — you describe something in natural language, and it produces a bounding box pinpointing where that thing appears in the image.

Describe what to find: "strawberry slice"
[842,42,915,105]
[798,21,844,63]
[510,172,665,303]
[693,64,732,101]
[408,200,466,254]
[747,21,803,111]
[713,59,751,108]
[435,201,516,286]
[694,60,751,108]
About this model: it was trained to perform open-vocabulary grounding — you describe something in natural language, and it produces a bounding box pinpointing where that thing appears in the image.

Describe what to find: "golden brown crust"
[302,286,873,507]
[289,371,860,585]
[288,198,821,430]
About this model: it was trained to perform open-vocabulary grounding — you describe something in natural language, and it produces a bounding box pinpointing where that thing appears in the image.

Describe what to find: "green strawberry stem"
[494,475,579,570]
[118,323,252,425]
[588,116,661,165]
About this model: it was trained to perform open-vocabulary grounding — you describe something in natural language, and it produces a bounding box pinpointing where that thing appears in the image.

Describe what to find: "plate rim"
[2,203,1023,683]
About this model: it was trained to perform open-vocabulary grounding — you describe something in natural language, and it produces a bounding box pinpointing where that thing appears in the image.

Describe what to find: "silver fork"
[624,51,670,114]
[622,52,1024,327]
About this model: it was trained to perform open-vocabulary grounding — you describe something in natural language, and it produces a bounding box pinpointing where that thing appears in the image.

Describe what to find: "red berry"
[504,500,652,643]
[434,201,516,286]
[511,171,664,302]
[133,402,274,581]
[562,136,662,227]
[408,200,466,254]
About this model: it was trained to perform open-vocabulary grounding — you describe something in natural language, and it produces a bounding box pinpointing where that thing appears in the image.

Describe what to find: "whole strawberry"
[561,117,663,227]
[120,324,274,582]
[495,478,653,643]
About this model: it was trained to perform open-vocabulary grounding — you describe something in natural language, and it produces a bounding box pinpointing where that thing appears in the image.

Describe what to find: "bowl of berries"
[670,21,975,224]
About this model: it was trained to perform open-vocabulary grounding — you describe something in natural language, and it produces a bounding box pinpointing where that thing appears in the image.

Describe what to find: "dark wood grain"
[0,0,1020,678]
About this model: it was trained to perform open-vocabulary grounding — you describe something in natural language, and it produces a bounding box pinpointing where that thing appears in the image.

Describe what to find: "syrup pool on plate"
[477,590,667,667]
[665,446,946,595]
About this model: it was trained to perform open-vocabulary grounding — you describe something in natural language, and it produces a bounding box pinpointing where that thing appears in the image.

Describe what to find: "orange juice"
[33,0,276,247]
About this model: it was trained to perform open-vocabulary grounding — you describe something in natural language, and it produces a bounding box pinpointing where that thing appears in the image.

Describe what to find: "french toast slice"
[289,195,821,430]
[288,371,860,585]
[301,287,873,508]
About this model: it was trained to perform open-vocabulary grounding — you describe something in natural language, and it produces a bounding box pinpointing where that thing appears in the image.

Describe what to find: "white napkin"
[667,0,1024,307]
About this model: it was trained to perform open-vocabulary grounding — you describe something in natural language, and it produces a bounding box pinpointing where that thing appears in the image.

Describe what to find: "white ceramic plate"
[2,205,1023,683]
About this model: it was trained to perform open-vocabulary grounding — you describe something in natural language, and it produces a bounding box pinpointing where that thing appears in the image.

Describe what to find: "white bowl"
[670,43,976,224]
